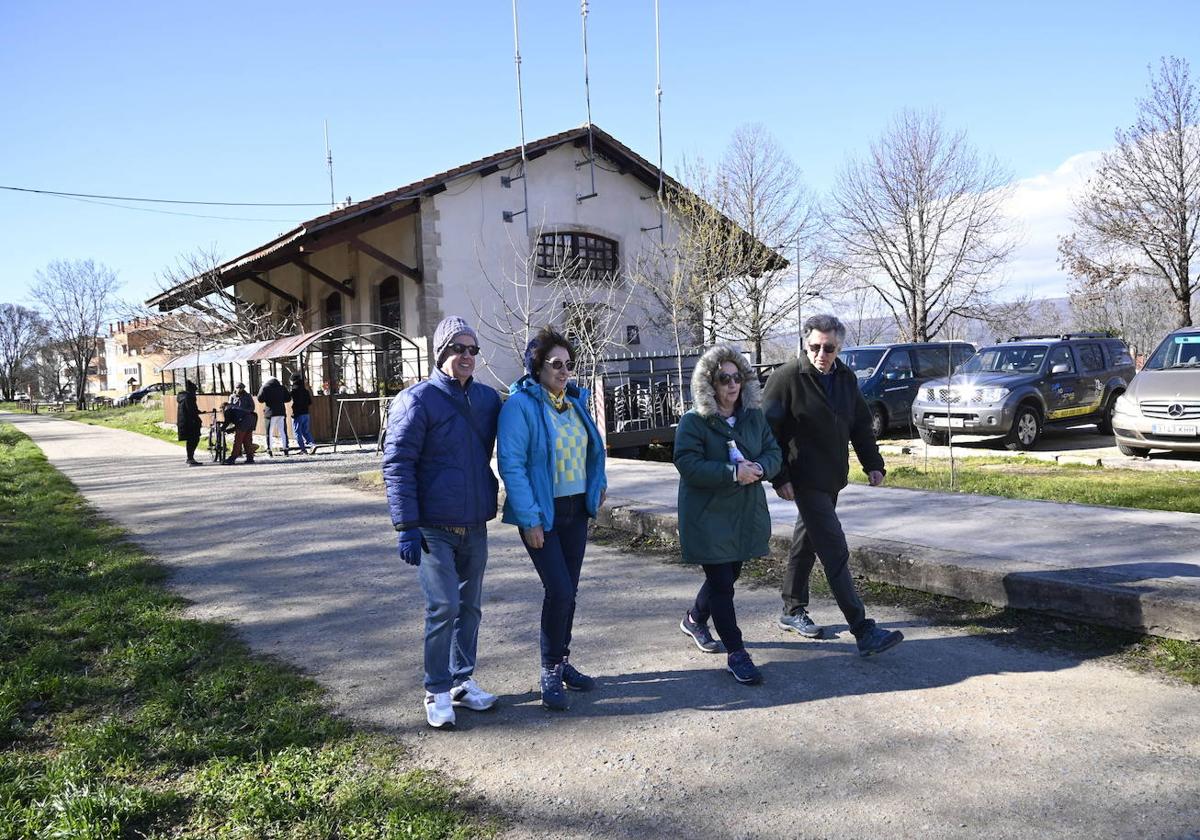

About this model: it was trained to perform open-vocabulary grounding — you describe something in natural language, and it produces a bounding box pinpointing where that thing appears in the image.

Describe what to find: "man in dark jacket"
[176,380,203,466]
[762,314,903,657]
[289,375,316,454]
[256,376,291,455]
[382,315,501,729]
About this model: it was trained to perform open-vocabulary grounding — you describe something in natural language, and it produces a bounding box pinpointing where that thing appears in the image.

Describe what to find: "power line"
[54,193,301,223]
[0,184,328,207]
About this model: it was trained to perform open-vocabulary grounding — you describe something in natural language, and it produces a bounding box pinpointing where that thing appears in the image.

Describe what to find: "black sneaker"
[560,659,595,691]
[856,626,904,657]
[726,650,762,685]
[778,610,823,639]
[541,665,569,710]
[680,612,723,653]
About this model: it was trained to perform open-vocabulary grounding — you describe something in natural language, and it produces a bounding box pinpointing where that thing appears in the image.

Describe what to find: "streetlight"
[776,242,821,355]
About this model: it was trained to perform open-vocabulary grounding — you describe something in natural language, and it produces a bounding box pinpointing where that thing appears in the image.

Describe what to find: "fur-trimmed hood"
[690,344,761,417]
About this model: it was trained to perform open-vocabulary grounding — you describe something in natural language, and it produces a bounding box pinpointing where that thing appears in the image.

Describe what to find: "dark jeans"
[184,435,200,461]
[691,561,744,653]
[522,494,590,669]
[782,488,874,638]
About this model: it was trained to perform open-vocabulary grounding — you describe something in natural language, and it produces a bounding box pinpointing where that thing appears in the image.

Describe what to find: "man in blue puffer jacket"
[383,315,501,730]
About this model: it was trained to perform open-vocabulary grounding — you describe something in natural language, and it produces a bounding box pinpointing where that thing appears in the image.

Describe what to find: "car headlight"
[976,387,1008,404]
[1114,392,1138,416]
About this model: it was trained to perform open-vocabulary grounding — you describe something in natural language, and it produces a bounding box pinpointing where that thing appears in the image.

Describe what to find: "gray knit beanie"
[433,316,479,365]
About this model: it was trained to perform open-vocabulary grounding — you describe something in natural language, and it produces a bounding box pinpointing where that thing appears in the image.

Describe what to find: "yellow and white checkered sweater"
[545,395,588,498]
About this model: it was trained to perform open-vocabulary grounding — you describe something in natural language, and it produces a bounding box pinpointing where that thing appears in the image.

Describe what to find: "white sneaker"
[424,691,456,729]
[450,678,498,711]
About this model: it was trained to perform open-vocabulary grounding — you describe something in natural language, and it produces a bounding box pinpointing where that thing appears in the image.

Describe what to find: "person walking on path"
[256,376,291,455]
[383,316,502,730]
[497,328,607,711]
[289,374,316,454]
[762,314,903,657]
[674,344,782,685]
[176,380,203,466]
[232,382,254,413]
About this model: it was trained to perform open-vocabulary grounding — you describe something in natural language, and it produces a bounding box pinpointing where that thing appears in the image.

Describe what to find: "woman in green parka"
[674,344,782,685]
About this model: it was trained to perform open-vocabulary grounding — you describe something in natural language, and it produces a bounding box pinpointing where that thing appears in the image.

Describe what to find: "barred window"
[536,232,619,281]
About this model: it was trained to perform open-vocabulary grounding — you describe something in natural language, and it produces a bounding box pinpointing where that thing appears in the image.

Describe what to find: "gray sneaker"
[778,610,824,639]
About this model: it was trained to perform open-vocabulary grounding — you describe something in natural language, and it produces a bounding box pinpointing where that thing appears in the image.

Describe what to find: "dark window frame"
[535,231,620,282]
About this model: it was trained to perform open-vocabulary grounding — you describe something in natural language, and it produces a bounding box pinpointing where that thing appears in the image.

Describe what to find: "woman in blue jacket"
[498,328,607,711]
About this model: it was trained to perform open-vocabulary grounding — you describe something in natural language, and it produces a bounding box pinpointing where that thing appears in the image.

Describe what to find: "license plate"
[1151,422,1198,437]
[929,416,964,428]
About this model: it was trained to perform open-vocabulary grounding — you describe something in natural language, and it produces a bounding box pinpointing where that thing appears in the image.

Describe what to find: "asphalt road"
[7,412,1200,840]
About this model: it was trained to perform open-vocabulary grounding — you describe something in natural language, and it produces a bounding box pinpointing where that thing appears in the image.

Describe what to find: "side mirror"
[1050,362,1071,375]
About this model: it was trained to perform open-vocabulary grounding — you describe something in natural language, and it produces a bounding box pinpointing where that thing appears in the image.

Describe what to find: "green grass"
[848,452,1200,513]
[591,526,1200,687]
[0,422,491,839]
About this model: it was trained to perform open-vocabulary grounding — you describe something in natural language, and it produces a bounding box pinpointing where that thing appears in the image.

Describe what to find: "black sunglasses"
[546,358,577,372]
[448,342,481,356]
[807,343,839,355]
[716,371,744,385]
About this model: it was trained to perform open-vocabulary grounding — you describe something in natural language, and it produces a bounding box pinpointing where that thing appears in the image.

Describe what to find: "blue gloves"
[398,529,424,566]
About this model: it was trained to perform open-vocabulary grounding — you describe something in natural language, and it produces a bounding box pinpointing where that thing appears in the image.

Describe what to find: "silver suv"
[1111,326,1200,456]
[911,334,1136,450]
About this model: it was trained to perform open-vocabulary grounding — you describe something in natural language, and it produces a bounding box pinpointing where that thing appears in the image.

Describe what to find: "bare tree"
[1069,277,1176,360]
[825,109,1017,341]
[705,125,821,362]
[1059,56,1200,327]
[31,260,120,409]
[0,304,48,399]
[832,282,892,346]
[125,245,307,359]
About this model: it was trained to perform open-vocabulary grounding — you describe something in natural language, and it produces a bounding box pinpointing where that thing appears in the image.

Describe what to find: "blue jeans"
[292,414,314,450]
[522,494,590,669]
[417,525,488,693]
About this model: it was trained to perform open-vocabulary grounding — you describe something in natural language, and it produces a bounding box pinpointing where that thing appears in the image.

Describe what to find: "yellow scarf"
[546,389,568,412]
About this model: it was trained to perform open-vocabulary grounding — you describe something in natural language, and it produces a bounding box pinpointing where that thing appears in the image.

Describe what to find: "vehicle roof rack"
[1006,332,1113,342]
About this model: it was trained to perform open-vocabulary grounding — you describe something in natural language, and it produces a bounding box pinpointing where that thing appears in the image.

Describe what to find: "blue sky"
[2,1,1197,307]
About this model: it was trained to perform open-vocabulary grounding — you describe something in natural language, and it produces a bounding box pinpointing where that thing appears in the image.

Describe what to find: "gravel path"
[8,412,1200,840]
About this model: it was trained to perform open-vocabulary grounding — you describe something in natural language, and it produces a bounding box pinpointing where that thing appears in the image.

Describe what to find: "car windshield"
[841,348,887,377]
[1144,334,1200,370]
[959,345,1048,374]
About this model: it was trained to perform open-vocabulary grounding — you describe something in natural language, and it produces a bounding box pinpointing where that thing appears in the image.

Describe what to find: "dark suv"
[910,333,1136,450]
[841,342,975,438]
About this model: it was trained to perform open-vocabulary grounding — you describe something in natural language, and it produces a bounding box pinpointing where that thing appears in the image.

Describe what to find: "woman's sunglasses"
[545,358,577,372]
[716,371,744,385]
[448,343,481,356]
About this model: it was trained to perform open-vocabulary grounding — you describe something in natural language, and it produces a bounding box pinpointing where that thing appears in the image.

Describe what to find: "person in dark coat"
[383,315,502,730]
[175,380,203,466]
[289,374,316,454]
[256,377,291,455]
[762,313,903,657]
[220,400,258,464]
[674,344,782,685]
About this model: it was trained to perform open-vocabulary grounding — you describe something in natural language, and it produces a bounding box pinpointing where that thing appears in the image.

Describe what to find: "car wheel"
[1095,392,1119,436]
[1117,442,1150,457]
[870,404,887,439]
[1004,405,1041,450]
[918,426,948,446]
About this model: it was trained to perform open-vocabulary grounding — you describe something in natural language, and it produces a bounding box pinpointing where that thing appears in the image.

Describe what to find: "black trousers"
[782,488,873,638]
[692,561,744,654]
[184,435,200,461]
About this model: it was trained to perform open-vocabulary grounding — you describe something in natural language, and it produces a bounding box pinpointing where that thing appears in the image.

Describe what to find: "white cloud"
[997,150,1104,300]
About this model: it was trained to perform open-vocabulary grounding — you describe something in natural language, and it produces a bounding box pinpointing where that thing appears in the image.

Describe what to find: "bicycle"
[207,409,228,464]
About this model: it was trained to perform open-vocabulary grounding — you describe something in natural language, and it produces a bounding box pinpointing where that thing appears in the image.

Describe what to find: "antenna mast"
[502,0,531,234]
[324,120,335,209]
[576,0,598,202]
[654,0,665,241]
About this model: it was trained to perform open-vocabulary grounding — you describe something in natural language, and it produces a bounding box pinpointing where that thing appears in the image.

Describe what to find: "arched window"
[536,231,619,281]
[379,276,402,331]
[324,293,343,327]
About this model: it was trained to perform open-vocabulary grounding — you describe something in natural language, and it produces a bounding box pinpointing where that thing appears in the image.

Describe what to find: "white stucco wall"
[428,142,679,387]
